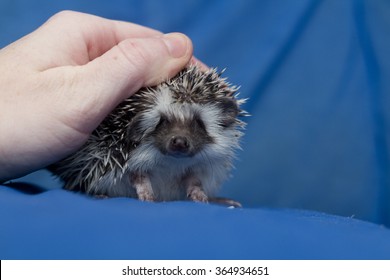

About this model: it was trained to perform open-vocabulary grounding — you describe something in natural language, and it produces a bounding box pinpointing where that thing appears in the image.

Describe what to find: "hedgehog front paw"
[130,172,155,202]
[187,186,208,203]
[137,191,156,202]
[184,175,208,203]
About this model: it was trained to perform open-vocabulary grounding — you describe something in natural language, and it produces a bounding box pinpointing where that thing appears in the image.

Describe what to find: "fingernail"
[162,33,189,58]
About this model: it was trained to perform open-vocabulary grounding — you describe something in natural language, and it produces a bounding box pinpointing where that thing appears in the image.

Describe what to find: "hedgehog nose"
[169,135,190,156]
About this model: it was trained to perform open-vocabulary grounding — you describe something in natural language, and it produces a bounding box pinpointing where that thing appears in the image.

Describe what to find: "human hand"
[0,11,194,182]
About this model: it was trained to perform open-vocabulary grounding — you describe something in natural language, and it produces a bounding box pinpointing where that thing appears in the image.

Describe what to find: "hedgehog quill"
[49,66,247,207]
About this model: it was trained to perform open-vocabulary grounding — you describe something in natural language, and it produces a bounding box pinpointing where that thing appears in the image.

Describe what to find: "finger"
[85,32,192,93]
[44,10,161,38]
[44,11,163,60]
[26,11,163,68]
[56,33,193,134]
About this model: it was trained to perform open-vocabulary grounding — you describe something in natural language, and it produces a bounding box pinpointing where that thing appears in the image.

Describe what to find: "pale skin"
[0,11,199,182]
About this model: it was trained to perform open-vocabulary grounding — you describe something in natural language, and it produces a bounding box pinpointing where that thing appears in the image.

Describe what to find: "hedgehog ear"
[217,98,239,128]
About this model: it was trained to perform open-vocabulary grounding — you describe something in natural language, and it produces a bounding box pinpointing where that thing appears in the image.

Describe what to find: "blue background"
[1,0,390,259]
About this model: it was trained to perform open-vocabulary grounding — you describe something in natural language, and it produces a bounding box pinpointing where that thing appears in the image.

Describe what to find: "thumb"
[82,33,193,108]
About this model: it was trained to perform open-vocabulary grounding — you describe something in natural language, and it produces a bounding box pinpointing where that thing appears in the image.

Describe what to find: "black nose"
[169,135,190,156]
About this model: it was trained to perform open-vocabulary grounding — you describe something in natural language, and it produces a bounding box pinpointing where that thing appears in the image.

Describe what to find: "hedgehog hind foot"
[208,197,242,208]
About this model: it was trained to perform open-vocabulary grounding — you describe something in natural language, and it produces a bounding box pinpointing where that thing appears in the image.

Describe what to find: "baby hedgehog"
[50,65,246,206]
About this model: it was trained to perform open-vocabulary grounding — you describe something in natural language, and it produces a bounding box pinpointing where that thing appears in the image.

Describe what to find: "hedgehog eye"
[156,114,170,128]
[194,116,207,131]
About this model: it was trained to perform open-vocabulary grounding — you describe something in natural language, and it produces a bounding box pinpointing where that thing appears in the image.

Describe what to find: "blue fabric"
[1,186,390,259]
[1,0,390,259]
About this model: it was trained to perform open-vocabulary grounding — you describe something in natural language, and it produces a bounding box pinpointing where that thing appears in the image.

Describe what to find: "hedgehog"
[49,65,247,207]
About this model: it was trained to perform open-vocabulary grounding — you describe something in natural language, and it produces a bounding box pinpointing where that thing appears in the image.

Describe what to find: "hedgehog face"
[125,86,242,161]
[118,66,247,173]
[152,112,213,157]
